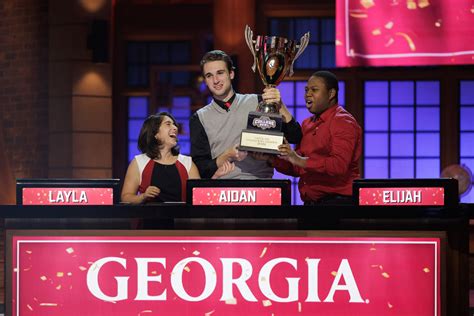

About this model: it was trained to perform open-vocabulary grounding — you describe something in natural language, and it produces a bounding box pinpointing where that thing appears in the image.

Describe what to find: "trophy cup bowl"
[239,25,310,154]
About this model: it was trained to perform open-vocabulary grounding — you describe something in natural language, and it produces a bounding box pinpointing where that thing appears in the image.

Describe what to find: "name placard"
[359,187,445,206]
[22,187,114,205]
[192,187,282,205]
[10,235,440,316]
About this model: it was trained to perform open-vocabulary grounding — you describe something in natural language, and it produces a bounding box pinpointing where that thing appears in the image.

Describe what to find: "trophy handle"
[289,31,310,77]
[244,25,257,73]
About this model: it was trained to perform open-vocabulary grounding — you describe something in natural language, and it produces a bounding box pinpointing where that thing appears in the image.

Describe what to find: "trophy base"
[239,129,284,155]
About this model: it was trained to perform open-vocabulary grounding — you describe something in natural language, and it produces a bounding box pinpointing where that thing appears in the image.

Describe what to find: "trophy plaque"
[239,25,310,154]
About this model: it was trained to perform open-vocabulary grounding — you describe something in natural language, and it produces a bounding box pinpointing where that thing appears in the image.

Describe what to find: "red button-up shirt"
[273,105,362,202]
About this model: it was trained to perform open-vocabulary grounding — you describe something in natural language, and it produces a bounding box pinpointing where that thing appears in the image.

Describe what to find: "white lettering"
[259,258,299,302]
[324,259,364,303]
[171,257,217,302]
[305,259,321,302]
[220,258,257,302]
[134,258,166,300]
[87,257,129,301]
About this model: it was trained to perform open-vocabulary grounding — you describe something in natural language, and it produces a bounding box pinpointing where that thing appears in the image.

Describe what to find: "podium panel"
[7,230,443,316]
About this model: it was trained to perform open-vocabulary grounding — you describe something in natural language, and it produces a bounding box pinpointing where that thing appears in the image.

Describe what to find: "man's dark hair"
[200,50,235,74]
[137,112,180,160]
[311,70,339,102]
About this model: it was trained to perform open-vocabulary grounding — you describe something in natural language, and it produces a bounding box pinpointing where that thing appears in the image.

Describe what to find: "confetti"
[331,271,338,277]
[193,250,200,256]
[27,304,33,311]
[372,28,381,36]
[423,267,430,273]
[298,302,302,312]
[382,272,390,278]
[40,276,47,281]
[360,0,375,9]
[26,250,32,254]
[79,266,87,271]
[395,32,416,51]
[385,21,394,29]
[184,266,191,272]
[66,247,74,254]
[56,285,61,290]
[418,0,430,8]
[260,247,268,258]
[388,302,394,308]
[407,0,417,9]
[262,300,272,307]
[56,272,64,277]
[39,303,58,307]
[204,310,215,316]
[350,12,368,18]
[139,310,152,315]
[225,298,237,305]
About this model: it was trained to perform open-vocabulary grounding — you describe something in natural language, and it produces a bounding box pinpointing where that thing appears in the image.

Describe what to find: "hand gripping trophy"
[239,25,310,154]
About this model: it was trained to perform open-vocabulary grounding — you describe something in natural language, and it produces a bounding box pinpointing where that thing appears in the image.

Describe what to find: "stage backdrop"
[336,0,474,66]
[9,234,440,316]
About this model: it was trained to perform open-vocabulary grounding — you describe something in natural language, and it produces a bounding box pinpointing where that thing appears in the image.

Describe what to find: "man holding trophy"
[190,26,309,179]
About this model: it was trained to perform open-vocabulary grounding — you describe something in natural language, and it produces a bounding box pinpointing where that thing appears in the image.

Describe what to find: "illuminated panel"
[192,187,282,206]
[11,235,440,316]
[359,187,444,206]
[22,188,113,205]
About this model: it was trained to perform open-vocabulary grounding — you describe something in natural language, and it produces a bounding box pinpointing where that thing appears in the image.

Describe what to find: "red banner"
[336,0,474,66]
[359,187,445,206]
[192,187,282,205]
[22,188,114,205]
[11,236,440,316]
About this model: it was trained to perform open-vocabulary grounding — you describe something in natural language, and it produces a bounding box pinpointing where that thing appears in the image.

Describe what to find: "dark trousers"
[304,194,354,206]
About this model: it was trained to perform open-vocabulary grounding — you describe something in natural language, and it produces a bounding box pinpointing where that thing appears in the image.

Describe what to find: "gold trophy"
[239,25,310,154]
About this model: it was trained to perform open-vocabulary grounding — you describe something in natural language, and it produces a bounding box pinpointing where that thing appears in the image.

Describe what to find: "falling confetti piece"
[79,266,87,271]
[40,276,47,281]
[379,265,384,270]
[56,272,64,277]
[56,285,61,290]
[388,302,394,308]
[382,272,390,278]
[372,28,381,36]
[423,267,430,273]
[225,298,237,305]
[67,272,72,276]
[395,32,416,51]
[407,0,417,9]
[39,303,58,307]
[385,38,395,47]
[385,21,394,29]
[370,247,376,251]
[139,310,152,315]
[262,300,272,307]
[193,250,200,256]
[66,247,74,254]
[184,266,191,272]
[350,12,368,18]
[26,250,32,254]
[418,0,430,8]
[331,271,338,277]
[260,247,268,258]
[298,302,302,312]
[27,304,33,311]
[435,19,442,27]
[360,0,375,9]
[204,310,215,316]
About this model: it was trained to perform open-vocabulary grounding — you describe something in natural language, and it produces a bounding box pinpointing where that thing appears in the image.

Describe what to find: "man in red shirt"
[269,71,362,205]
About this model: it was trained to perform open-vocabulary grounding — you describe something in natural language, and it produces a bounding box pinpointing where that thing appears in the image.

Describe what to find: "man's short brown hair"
[200,50,235,74]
